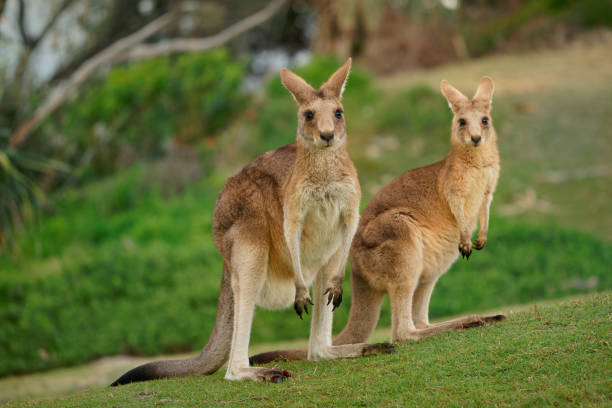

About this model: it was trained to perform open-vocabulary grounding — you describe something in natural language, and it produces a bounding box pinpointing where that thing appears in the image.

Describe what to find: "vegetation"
[0,166,609,378]
[0,146,65,250]
[7,292,610,407]
[462,0,612,56]
[40,49,247,179]
[1,48,611,379]
[0,50,246,249]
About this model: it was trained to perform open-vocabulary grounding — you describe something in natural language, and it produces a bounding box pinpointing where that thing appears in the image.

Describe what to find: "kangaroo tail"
[249,261,384,364]
[333,262,384,345]
[111,264,234,386]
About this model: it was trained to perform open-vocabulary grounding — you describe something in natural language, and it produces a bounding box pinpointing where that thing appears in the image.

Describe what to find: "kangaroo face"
[298,98,346,150]
[451,103,492,147]
[280,58,352,151]
[440,77,495,149]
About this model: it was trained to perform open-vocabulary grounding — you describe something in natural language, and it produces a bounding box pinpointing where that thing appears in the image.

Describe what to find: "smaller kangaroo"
[250,77,505,364]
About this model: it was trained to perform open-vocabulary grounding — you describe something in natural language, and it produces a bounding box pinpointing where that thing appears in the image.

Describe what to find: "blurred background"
[0,0,611,401]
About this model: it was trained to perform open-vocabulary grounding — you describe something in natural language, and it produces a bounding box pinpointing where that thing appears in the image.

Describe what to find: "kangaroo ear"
[280,69,316,105]
[440,80,468,113]
[320,58,352,99]
[473,76,495,106]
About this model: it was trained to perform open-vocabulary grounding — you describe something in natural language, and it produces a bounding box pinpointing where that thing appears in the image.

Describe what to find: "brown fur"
[338,77,503,343]
[250,77,505,365]
[112,59,393,386]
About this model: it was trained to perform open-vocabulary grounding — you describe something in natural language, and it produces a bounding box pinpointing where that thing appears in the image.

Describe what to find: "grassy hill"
[7,292,610,407]
[0,42,611,381]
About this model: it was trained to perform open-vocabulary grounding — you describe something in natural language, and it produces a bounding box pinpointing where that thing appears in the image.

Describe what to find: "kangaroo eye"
[482,117,489,125]
[304,111,314,121]
[335,109,343,119]
[458,118,466,126]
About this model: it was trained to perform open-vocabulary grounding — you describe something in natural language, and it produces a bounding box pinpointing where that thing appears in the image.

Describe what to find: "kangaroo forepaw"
[294,293,314,320]
[474,238,487,250]
[458,240,472,259]
[361,342,396,357]
[324,287,343,311]
[257,369,292,383]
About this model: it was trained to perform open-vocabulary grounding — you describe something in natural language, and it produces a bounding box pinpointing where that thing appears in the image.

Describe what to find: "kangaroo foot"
[361,343,396,357]
[226,366,292,383]
[482,314,506,323]
[461,317,486,329]
[257,369,292,383]
[461,314,506,329]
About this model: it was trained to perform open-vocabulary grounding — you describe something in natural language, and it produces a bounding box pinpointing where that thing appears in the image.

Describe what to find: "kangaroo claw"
[458,240,472,259]
[294,292,312,320]
[324,287,343,311]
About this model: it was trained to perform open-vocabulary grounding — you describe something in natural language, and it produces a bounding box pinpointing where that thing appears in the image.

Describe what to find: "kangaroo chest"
[442,164,497,230]
[298,182,354,271]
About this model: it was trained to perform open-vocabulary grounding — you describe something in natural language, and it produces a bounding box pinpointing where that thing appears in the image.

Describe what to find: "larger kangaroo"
[250,77,504,364]
[111,59,392,385]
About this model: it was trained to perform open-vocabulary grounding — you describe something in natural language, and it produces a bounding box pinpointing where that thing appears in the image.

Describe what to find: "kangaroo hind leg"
[224,239,291,382]
[308,250,394,361]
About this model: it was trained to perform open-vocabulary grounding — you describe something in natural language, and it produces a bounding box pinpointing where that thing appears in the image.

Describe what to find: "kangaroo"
[250,77,505,364]
[111,59,393,386]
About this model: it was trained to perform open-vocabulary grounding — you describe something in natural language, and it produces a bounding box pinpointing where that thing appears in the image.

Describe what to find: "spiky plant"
[0,129,68,251]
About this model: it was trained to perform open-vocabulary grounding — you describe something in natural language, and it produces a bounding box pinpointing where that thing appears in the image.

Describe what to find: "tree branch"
[0,0,7,18]
[10,7,179,148]
[50,0,169,83]
[9,0,289,148]
[17,0,33,48]
[120,0,288,61]
[32,0,76,48]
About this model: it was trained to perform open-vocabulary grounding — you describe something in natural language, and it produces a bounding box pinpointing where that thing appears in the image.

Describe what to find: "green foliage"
[462,0,612,56]
[7,293,611,407]
[0,128,69,250]
[0,167,223,376]
[42,49,246,177]
[0,165,610,377]
[1,49,245,252]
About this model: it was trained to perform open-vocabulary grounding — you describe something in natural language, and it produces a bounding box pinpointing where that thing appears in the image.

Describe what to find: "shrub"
[40,49,246,179]
[0,165,611,377]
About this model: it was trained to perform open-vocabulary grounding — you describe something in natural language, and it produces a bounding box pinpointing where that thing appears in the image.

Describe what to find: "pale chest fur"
[421,164,498,280]
[298,178,359,275]
[442,162,499,233]
[257,178,358,310]
[462,165,498,230]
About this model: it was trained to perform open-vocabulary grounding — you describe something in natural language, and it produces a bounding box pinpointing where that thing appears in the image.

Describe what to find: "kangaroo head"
[440,77,495,148]
[280,58,352,150]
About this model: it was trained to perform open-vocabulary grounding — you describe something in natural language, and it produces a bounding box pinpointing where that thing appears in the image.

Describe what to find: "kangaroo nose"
[320,132,334,142]
[471,135,481,145]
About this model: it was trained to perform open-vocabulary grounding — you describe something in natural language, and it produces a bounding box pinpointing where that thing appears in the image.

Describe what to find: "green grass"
[9,292,611,407]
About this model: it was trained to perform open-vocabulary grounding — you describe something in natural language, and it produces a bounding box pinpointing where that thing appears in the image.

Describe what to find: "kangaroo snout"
[320,132,334,143]
[471,135,482,145]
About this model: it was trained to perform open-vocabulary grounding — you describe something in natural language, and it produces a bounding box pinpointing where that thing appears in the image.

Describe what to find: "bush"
[0,164,611,377]
[39,49,246,179]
